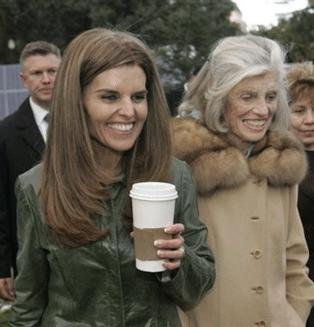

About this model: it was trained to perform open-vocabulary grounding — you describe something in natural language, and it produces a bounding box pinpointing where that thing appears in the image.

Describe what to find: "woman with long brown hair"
[9,28,214,326]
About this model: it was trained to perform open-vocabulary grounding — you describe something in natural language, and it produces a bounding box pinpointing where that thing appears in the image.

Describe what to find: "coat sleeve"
[158,160,215,309]
[286,185,314,322]
[9,178,48,326]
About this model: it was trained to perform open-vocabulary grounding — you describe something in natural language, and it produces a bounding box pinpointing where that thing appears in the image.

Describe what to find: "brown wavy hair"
[41,28,172,247]
[286,62,314,102]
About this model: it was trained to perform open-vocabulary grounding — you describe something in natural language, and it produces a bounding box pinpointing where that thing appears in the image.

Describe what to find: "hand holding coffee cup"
[130,182,182,272]
[154,223,185,271]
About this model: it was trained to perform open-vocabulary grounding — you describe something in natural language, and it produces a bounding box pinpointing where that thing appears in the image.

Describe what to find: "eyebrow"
[237,87,278,93]
[95,88,147,94]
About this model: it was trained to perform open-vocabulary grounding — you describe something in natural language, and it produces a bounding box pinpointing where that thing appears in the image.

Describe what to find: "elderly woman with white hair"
[173,35,314,327]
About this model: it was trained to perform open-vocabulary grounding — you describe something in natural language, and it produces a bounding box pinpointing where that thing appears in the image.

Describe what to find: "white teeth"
[107,123,133,131]
[243,120,266,127]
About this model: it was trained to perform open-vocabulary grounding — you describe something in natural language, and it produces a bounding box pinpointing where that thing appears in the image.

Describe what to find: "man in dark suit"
[0,41,61,301]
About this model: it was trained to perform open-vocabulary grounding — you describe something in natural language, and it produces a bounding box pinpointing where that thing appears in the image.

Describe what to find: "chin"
[303,140,314,146]
[247,133,267,143]
[110,143,136,152]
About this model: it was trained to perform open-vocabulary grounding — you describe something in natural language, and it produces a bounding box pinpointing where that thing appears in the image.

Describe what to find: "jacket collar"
[172,117,307,194]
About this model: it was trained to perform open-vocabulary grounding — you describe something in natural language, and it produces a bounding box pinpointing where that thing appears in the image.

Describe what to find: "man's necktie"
[44,113,50,123]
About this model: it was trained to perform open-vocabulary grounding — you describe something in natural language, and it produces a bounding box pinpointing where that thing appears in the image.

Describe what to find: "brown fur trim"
[172,117,307,194]
[249,131,307,186]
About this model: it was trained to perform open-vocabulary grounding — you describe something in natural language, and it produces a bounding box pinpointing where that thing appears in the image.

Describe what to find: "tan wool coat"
[173,117,314,327]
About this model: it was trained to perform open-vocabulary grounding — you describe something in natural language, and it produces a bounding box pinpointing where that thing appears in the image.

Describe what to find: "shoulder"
[0,99,30,136]
[171,118,307,193]
[170,157,192,180]
[17,163,43,196]
[170,156,189,172]
[169,157,198,193]
[251,130,307,186]
[171,117,227,162]
[0,111,19,135]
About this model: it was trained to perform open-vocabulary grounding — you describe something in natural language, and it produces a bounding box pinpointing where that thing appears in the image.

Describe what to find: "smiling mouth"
[107,123,134,131]
[300,130,314,135]
[243,119,267,129]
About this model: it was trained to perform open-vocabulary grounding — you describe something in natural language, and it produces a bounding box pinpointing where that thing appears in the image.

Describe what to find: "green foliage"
[0,0,241,86]
[255,7,314,63]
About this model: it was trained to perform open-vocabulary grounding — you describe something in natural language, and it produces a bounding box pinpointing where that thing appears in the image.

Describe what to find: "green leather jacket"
[10,158,215,327]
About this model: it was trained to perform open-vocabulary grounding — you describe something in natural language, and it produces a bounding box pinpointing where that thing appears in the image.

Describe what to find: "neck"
[91,138,122,177]
[225,132,253,155]
[31,97,50,110]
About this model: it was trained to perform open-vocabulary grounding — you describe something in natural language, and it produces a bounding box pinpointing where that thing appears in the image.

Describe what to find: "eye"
[266,92,277,102]
[31,71,42,77]
[292,106,306,114]
[100,94,118,102]
[48,68,57,75]
[240,93,254,101]
[132,92,147,103]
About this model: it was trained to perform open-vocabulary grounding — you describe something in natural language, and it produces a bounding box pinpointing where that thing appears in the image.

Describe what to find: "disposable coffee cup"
[130,182,178,272]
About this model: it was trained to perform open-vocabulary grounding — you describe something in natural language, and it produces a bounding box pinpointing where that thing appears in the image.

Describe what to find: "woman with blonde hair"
[10,28,215,326]
[173,35,314,326]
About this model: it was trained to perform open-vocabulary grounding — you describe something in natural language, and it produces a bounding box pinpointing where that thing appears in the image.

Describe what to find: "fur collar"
[172,117,307,194]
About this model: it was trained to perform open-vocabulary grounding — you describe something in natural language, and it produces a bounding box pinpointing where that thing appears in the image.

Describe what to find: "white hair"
[179,34,290,132]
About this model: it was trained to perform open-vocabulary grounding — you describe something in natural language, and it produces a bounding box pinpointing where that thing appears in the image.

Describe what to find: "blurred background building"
[0,64,28,120]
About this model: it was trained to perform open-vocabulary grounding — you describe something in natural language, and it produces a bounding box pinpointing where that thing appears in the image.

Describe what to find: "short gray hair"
[19,41,61,65]
[179,34,290,132]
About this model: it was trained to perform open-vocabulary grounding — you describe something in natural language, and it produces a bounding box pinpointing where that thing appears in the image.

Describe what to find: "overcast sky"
[233,0,308,30]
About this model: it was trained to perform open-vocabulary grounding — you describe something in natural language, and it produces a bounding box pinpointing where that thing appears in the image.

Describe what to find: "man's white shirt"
[29,97,49,143]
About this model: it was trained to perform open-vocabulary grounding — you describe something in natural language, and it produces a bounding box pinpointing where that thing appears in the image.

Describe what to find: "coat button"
[256,286,264,294]
[250,216,260,220]
[253,178,263,186]
[252,286,264,294]
[251,250,262,259]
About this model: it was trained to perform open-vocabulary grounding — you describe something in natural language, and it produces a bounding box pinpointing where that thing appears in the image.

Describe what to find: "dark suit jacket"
[298,151,314,327]
[298,151,314,280]
[0,98,45,278]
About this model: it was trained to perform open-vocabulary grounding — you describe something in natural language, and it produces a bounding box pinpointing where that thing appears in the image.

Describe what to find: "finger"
[164,223,185,235]
[163,259,181,271]
[157,246,185,260]
[0,285,15,301]
[154,236,184,249]
[7,278,15,298]
[154,239,182,250]
[0,278,15,301]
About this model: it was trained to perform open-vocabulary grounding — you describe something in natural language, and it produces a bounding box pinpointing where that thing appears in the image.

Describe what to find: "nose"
[253,99,269,116]
[41,72,51,84]
[119,97,135,117]
[304,109,314,124]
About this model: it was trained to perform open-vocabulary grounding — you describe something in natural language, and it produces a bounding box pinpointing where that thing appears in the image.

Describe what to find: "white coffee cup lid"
[130,182,178,201]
